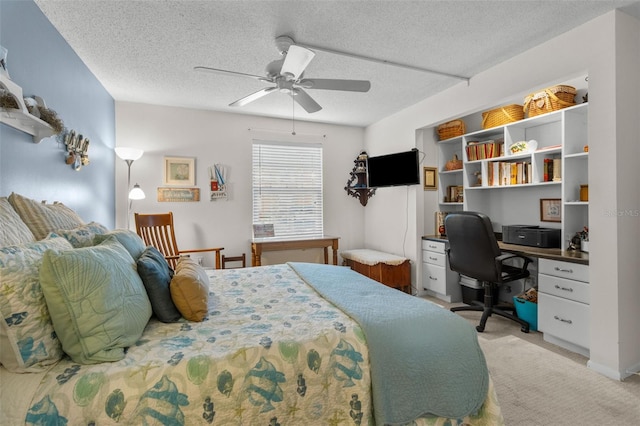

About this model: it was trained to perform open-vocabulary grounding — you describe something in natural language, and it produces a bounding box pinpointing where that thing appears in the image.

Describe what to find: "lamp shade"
[115,147,144,161]
[128,184,146,200]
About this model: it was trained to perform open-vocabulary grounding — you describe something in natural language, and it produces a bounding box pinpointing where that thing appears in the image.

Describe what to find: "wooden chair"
[134,212,223,269]
[222,253,246,269]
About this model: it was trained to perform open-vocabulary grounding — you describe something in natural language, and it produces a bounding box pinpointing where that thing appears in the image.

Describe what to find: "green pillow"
[94,229,146,260]
[39,236,152,364]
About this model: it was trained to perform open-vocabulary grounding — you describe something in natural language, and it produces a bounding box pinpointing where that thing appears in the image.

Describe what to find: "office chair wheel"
[521,325,530,333]
[475,325,485,333]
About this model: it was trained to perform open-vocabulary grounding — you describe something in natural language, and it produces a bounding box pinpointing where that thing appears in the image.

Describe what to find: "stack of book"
[466,139,504,161]
[543,157,562,182]
[487,161,533,186]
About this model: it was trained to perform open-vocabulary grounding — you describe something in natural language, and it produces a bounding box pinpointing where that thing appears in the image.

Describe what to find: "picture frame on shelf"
[423,167,437,191]
[164,156,195,186]
[540,198,561,222]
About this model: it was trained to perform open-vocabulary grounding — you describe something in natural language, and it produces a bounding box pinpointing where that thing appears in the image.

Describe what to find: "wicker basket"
[445,154,463,171]
[524,85,576,117]
[437,119,466,140]
[481,104,524,129]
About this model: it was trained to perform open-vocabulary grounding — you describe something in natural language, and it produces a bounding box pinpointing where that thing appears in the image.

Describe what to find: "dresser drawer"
[422,250,446,267]
[539,274,590,304]
[539,293,590,350]
[539,258,589,283]
[422,239,446,254]
[422,263,447,295]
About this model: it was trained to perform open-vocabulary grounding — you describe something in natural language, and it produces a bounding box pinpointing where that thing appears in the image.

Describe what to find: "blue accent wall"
[0,0,115,227]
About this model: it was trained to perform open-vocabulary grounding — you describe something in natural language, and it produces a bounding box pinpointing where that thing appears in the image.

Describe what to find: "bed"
[0,193,504,425]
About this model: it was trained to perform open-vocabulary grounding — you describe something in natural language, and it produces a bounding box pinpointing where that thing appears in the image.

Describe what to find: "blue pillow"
[137,246,181,323]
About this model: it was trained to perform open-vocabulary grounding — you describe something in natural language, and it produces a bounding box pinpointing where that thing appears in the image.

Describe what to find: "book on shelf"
[543,156,561,182]
[466,139,504,161]
[488,161,532,186]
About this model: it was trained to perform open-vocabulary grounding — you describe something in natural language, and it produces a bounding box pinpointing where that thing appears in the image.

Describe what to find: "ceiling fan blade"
[292,88,322,113]
[280,45,315,80]
[230,87,277,107]
[298,78,371,92]
[194,66,269,82]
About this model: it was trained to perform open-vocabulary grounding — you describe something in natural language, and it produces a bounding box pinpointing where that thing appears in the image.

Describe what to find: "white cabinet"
[421,239,461,303]
[538,258,590,357]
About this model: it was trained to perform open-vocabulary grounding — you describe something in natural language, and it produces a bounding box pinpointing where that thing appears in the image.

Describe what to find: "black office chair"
[445,211,532,333]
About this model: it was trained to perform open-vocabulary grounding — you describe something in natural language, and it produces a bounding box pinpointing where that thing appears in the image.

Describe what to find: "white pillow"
[0,237,72,372]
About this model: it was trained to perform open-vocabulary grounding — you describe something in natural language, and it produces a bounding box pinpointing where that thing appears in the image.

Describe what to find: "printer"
[502,225,561,248]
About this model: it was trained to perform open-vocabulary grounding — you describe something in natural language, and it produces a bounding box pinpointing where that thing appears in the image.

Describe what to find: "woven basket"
[524,85,576,117]
[481,104,524,129]
[445,154,463,171]
[437,119,466,140]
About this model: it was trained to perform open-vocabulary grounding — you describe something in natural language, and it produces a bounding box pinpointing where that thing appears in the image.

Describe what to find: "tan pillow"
[8,192,84,240]
[170,257,209,322]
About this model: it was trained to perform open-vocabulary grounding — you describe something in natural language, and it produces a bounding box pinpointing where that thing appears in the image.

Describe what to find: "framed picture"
[423,167,437,191]
[540,198,561,222]
[164,157,195,186]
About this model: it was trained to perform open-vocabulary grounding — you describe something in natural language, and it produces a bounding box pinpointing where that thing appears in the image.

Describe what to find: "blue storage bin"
[513,296,538,331]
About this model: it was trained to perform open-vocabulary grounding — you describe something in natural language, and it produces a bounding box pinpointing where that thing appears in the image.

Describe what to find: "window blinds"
[252,140,323,239]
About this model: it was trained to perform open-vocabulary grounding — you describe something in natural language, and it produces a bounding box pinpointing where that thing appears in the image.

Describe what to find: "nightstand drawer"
[422,250,446,267]
[539,274,590,304]
[539,293,590,350]
[539,259,589,283]
[422,239,446,254]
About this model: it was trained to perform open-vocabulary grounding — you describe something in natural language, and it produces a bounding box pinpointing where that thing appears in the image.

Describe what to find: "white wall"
[115,102,366,266]
[364,11,640,380]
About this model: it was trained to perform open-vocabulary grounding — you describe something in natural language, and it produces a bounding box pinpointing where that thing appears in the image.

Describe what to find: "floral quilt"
[12,264,502,425]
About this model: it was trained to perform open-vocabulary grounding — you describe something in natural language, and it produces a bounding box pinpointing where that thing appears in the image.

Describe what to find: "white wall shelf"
[0,74,55,143]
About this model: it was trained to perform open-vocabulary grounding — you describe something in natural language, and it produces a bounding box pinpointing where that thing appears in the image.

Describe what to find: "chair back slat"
[135,212,181,268]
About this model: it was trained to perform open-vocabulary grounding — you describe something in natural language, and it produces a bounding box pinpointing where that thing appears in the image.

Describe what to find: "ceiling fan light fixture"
[281,45,315,80]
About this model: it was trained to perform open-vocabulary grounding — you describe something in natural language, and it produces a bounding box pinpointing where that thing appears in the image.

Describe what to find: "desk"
[423,236,589,265]
[251,236,340,267]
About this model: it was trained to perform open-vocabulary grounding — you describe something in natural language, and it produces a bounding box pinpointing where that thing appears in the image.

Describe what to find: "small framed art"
[423,167,437,191]
[164,157,195,186]
[540,198,561,222]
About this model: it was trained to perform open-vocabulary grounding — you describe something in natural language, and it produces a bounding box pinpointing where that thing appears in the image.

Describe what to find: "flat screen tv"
[367,149,420,188]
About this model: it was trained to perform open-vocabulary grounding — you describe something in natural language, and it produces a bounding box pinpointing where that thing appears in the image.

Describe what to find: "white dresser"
[421,239,461,302]
[538,258,590,357]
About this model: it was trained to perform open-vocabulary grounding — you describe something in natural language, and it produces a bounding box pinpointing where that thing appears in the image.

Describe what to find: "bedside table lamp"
[115,147,145,229]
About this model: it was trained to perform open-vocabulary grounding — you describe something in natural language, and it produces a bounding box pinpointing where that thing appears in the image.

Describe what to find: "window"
[252,140,323,239]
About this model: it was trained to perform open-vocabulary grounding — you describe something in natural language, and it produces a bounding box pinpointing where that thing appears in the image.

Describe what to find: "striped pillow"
[0,197,36,247]
[8,192,84,240]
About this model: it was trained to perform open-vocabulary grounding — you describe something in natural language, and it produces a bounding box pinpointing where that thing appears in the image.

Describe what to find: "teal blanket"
[288,262,489,425]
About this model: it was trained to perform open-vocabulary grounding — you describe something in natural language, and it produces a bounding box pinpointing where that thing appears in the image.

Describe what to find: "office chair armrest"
[495,253,532,272]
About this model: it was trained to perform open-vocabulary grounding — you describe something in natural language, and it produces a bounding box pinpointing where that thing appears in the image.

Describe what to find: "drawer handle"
[429,276,438,281]
[554,284,574,292]
[428,245,438,249]
[429,256,438,261]
[554,267,573,274]
[553,315,573,324]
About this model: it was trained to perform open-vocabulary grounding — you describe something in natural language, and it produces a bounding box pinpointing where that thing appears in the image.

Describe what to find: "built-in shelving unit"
[435,102,589,251]
[0,74,55,143]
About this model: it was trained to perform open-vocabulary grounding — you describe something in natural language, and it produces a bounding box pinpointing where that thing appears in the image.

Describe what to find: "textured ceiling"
[35,0,640,127]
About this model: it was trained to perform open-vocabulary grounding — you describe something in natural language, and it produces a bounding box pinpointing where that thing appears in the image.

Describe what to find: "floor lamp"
[115,147,145,229]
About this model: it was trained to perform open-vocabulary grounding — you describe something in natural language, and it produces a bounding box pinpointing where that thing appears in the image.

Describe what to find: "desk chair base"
[451,282,530,333]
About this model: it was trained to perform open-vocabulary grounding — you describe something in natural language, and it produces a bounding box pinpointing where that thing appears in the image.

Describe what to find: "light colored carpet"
[478,335,640,425]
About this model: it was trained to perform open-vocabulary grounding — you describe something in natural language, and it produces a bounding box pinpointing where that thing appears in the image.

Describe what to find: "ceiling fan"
[194,36,371,113]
